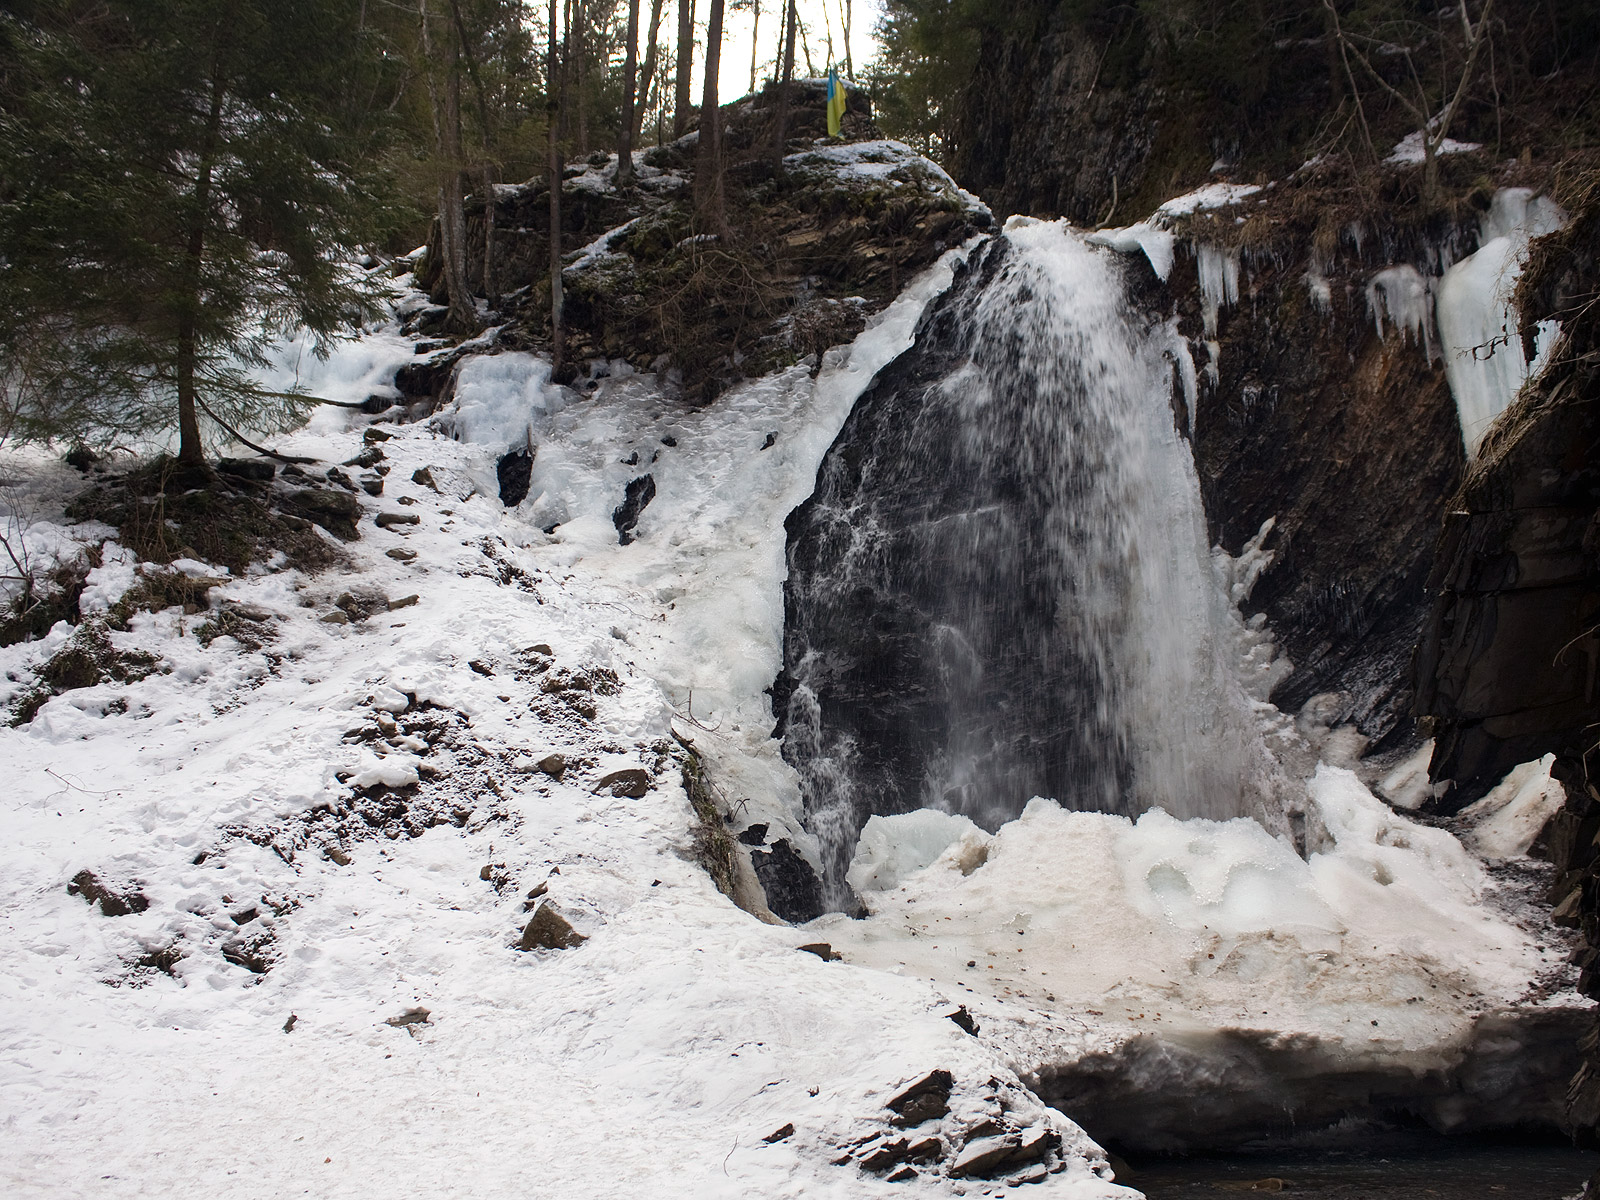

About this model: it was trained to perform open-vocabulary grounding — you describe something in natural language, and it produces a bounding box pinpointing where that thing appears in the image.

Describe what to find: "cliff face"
[1409,195,1600,1147]
[1170,203,1471,749]
[951,7,1337,226]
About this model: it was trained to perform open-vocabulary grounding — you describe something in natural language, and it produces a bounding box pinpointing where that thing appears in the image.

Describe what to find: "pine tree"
[0,0,396,465]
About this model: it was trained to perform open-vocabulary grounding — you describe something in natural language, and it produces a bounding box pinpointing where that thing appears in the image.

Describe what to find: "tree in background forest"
[0,0,401,467]
[412,0,542,331]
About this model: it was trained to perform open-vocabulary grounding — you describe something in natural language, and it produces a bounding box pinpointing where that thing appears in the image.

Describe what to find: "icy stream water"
[778,219,1286,893]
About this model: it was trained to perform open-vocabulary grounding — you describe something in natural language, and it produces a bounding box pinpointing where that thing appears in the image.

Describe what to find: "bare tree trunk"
[618,0,641,185]
[446,0,502,308]
[749,0,759,93]
[772,0,796,167]
[442,40,474,328]
[673,0,694,137]
[842,0,852,78]
[574,0,588,156]
[419,0,476,334]
[548,0,564,374]
[636,0,666,141]
[482,165,498,308]
[696,0,725,229]
[177,68,226,466]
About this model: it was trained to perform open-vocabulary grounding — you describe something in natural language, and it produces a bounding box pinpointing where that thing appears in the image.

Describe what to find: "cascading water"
[776,219,1289,899]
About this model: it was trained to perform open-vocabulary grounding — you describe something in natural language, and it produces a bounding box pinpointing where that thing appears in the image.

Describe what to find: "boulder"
[596,768,650,797]
[519,903,587,950]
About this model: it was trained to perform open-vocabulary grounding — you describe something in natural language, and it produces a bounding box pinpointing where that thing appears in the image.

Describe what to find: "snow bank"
[1436,188,1567,455]
[1156,183,1264,216]
[1386,129,1482,165]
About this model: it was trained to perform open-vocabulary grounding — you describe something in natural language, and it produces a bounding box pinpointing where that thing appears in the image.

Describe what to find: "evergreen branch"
[194,395,316,463]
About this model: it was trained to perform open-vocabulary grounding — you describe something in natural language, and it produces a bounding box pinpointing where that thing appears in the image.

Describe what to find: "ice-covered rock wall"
[776,220,1287,896]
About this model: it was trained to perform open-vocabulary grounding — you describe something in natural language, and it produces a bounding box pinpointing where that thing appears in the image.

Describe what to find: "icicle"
[1436,188,1567,456]
[1365,265,1436,362]
[1196,243,1241,338]
[1303,269,1332,315]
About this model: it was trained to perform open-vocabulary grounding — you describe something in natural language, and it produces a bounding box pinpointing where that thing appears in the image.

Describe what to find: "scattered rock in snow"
[946,1005,980,1036]
[359,474,384,497]
[387,594,419,611]
[411,466,438,490]
[950,1125,1059,1180]
[887,1069,952,1128]
[764,1123,795,1143]
[519,903,588,951]
[386,547,418,562]
[221,932,275,974]
[737,823,769,846]
[324,845,352,866]
[362,426,392,443]
[281,488,361,540]
[384,1007,431,1027]
[375,512,421,530]
[798,942,841,962]
[536,753,565,779]
[325,467,359,493]
[321,611,349,625]
[343,446,385,469]
[596,767,650,797]
[67,869,149,917]
[283,1013,298,1033]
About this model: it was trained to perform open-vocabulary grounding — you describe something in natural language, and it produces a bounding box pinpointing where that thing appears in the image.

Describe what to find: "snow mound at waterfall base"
[817,768,1585,1147]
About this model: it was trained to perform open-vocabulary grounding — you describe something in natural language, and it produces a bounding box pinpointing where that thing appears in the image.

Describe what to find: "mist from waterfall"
[778,219,1290,899]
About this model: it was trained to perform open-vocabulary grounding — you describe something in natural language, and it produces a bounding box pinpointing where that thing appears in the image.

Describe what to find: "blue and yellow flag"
[826,67,845,138]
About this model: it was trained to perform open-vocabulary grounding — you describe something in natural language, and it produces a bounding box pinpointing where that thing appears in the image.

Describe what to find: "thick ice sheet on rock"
[1436,188,1566,455]
[847,810,991,894]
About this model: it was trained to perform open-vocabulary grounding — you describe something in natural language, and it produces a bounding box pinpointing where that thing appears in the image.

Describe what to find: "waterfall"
[776,219,1288,898]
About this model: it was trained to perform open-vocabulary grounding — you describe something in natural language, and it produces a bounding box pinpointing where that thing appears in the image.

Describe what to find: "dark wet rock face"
[496,449,533,507]
[612,474,656,545]
[750,838,823,924]
[1416,391,1600,805]
[1182,235,1468,750]
[775,241,1135,888]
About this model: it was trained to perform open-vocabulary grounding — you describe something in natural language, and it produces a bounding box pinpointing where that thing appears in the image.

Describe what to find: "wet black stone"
[752,838,824,924]
[497,449,534,507]
[613,474,657,545]
[218,457,275,482]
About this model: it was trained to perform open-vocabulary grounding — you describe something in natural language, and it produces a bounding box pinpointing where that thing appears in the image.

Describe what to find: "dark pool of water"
[1119,1132,1596,1199]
